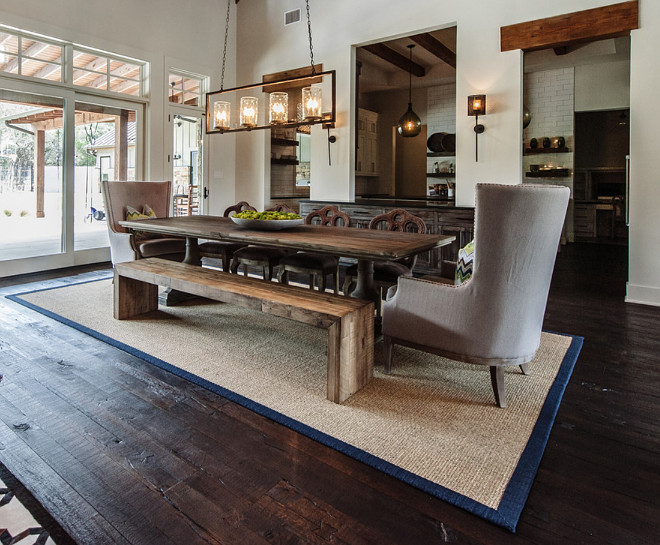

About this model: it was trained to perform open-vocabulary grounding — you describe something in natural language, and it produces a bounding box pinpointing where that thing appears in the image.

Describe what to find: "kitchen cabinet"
[300,199,474,275]
[356,108,379,176]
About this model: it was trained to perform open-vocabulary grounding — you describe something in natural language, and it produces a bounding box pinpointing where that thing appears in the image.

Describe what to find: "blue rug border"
[6,278,582,533]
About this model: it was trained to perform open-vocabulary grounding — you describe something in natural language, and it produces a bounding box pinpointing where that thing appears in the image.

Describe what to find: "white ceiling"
[357,27,456,94]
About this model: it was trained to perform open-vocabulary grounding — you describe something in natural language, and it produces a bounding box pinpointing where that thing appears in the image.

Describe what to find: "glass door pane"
[74,101,138,250]
[172,114,202,217]
[0,90,64,261]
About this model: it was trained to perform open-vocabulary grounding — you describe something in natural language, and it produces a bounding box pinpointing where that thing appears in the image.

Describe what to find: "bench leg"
[326,303,374,403]
[114,271,158,319]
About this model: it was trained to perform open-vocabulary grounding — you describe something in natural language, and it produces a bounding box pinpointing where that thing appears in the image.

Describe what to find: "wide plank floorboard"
[0,245,658,544]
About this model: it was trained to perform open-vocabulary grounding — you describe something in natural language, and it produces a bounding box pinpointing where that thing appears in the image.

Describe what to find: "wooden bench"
[113,257,374,403]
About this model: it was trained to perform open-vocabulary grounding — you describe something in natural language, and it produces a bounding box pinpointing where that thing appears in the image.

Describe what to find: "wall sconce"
[468,95,486,161]
[240,96,258,128]
[269,92,288,124]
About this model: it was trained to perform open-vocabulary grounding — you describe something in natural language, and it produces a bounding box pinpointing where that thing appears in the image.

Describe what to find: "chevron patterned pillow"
[455,240,474,284]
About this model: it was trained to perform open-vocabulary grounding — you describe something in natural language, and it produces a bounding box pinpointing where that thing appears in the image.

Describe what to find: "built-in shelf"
[427,172,455,178]
[524,146,571,155]
[526,169,570,178]
[271,138,299,146]
[427,151,455,157]
[271,158,299,165]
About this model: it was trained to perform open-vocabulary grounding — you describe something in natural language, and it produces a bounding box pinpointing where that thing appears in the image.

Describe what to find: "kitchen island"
[299,197,474,275]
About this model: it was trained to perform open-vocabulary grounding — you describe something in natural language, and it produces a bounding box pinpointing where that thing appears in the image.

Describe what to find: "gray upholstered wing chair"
[382,183,570,408]
[101,180,186,264]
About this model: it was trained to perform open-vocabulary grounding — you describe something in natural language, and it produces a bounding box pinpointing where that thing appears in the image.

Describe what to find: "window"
[168,71,203,106]
[73,48,143,96]
[1,26,146,97]
[0,30,63,82]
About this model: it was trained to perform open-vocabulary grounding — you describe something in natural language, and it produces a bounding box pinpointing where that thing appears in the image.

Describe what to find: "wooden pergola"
[4,107,134,217]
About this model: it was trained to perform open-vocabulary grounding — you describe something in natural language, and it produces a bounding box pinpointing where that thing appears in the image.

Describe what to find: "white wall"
[628,0,660,305]
[575,61,631,111]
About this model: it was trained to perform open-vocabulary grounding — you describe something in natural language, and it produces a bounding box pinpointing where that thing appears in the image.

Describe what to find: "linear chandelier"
[205,0,335,135]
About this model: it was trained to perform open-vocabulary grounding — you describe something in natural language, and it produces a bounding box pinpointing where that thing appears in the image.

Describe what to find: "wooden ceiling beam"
[362,43,425,77]
[500,0,638,52]
[410,33,456,69]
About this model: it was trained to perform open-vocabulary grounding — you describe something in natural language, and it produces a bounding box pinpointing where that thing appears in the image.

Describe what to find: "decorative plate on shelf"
[230,216,304,231]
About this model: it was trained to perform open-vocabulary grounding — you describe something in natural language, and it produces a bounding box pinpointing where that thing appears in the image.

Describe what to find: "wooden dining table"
[119,215,455,308]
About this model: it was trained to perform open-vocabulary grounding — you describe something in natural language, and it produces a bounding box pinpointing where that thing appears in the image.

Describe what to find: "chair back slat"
[306,205,351,227]
[223,201,256,217]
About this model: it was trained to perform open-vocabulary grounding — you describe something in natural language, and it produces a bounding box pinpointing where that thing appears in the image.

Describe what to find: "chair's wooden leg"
[319,274,326,293]
[384,335,394,374]
[264,263,273,281]
[490,366,507,408]
[519,363,529,375]
[222,253,230,273]
[308,274,315,290]
[278,268,288,285]
[230,258,239,275]
[332,271,339,294]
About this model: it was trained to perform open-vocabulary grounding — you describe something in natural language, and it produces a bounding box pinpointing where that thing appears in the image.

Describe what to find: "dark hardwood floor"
[0,244,658,544]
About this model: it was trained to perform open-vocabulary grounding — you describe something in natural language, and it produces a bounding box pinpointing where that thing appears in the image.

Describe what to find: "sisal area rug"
[8,275,582,532]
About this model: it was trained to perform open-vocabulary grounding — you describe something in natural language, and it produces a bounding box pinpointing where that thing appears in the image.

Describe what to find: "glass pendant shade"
[240,96,258,127]
[397,44,421,138]
[269,92,288,124]
[302,86,322,120]
[398,103,422,137]
[214,101,231,130]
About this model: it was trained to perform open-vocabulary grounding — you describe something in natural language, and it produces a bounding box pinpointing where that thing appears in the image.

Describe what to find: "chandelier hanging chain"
[305,0,315,75]
[408,45,413,103]
[220,0,231,90]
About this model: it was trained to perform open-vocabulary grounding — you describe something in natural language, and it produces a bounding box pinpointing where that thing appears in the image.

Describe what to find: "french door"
[168,108,204,216]
[0,81,143,277]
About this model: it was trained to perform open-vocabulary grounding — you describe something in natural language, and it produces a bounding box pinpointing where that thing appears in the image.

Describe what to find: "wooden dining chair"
[342,209,427,306]
[266,203,298,214]
[198,201,255,272]
[277,205,351,293]
[229,203,297,281]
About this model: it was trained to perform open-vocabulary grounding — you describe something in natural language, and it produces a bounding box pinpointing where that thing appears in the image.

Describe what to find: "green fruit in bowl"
[234,210,301,220]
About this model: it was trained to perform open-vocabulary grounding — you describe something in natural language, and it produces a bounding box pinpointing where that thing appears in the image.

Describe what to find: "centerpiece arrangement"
[231,209,304,230]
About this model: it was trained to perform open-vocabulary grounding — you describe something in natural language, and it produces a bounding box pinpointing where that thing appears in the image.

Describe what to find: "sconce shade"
[240,96,258,127]
[214,101,231,130]
[468,95,486,116]
[302,86,322,120]
[397,104,422,137]
[269,92,289,124]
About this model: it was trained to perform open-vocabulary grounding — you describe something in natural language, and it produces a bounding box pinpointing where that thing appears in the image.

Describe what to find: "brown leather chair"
[342,209,426,304]
[198,201,255,272]
[277,205,351,293]
[101,180,185,265]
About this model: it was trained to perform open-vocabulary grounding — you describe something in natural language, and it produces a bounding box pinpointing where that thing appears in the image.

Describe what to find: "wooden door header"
[500,1,638,52]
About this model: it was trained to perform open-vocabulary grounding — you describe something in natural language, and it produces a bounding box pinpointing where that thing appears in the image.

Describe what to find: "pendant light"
[397,44,422,138]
